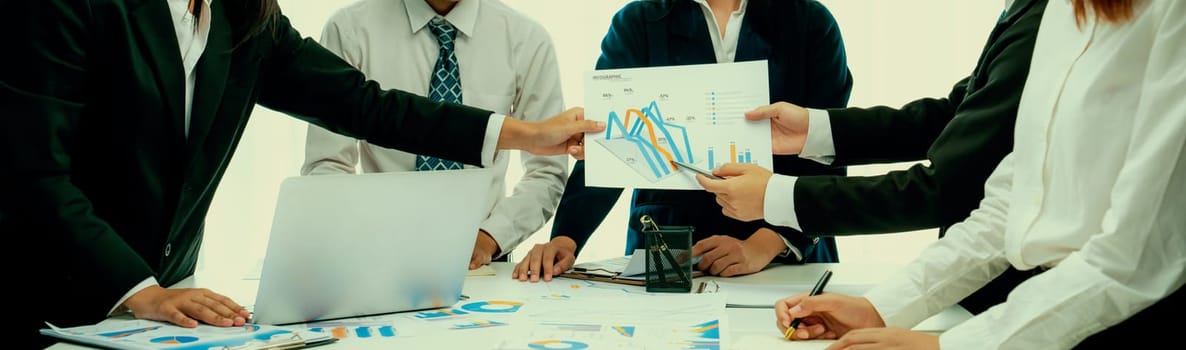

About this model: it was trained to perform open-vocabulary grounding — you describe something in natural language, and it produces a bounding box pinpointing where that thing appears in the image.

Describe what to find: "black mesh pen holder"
[640,215,695,293]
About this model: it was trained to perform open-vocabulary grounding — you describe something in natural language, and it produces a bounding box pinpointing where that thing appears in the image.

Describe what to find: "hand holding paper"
[744,102,812,155]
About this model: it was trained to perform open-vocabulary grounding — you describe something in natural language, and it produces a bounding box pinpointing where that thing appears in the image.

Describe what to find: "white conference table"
[48,262,971,349]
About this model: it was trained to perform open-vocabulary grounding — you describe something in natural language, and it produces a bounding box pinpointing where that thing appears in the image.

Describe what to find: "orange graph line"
[631,109,676,171]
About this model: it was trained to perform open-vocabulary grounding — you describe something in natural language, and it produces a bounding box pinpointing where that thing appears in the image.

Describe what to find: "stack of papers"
[41,319,334,350]
[570,249,649,281]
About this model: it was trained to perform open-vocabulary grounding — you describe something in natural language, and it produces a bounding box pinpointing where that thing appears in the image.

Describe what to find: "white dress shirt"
[114,0,509,315]
[861,1,1186,348]
[302,0,567,257]
[692,0,747,64]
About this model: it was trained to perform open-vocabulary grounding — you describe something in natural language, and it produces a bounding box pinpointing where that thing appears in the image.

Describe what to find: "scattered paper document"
[584,61,773,189]
[40,319,333,350]
[466,264,496,277]
[705,281,872,308]
[571,249,648,280]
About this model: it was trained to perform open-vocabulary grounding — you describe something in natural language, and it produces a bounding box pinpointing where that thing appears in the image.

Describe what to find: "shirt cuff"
[481,114,507,167]
[763,174,803,231]
[776,233,804,262]
[799,109,836,165]
[110,277,159,316]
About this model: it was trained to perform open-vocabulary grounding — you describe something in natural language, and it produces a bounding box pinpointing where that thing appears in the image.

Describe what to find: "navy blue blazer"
[551,0,853,263]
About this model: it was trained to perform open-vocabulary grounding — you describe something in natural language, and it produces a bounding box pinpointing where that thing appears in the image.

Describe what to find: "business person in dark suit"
[0,0,603,346]
[513,0,852,282]
[698,0,1046,314]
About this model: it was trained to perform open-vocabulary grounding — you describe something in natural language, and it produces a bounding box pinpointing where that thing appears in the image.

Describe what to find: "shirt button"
[164,243,172,257]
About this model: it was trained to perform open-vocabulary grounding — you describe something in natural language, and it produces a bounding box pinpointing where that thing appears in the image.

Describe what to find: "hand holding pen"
[774,270,886,340]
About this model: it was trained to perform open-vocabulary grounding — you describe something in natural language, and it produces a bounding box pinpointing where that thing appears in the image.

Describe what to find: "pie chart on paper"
[150,335,200,344]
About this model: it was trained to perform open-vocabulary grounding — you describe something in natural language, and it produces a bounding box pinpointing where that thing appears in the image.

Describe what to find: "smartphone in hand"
[671,160,723,180]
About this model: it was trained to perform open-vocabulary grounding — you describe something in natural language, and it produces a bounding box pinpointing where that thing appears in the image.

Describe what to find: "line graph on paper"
[584,61,772,189]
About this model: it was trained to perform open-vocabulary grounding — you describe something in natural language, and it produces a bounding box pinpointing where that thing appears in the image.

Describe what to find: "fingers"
[708,253,741,276]
[828,329,876,350]
[693,237,723,271]
[513,247,539,281]
[690,236,716,257]
[713,163,749,177]
[775,293,810,328]
[796,323,828,339]
[527,245,545,283]
[696,174,727,193]
[541,246,557,282]
[567,135,586,160]
[203,292,249,325]
[573,120,607,133]
[167,309,199,328]
[181,301,233,327]
[554,251,576,276]
[744,103,782,121]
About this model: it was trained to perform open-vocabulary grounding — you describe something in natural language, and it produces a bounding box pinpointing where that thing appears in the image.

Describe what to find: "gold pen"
[784,269,833,340]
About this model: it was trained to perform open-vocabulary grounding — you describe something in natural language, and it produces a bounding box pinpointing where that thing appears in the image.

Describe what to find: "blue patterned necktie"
[416,17,465,171]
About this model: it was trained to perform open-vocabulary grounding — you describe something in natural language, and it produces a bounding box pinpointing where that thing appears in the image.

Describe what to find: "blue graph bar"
[378,326,395,337]
[708,148,715,169]
[355,327,371,338]
[745,150,751,163]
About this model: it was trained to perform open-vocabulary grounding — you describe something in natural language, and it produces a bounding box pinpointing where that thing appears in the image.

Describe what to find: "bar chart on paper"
[584,61,772,189]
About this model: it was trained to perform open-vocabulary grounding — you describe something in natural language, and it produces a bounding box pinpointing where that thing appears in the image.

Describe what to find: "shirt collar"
[691,0,749,16]
[405,0,479,37]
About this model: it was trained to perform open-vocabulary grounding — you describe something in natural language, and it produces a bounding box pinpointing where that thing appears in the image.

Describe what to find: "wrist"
[124,284,165,314]
[551,236,578,253]
[477,230,502,257]
[748,229,788,259]
[497,118,536,151]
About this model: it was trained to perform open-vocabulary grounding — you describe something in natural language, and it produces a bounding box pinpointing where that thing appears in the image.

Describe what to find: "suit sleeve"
[301,12,362,176]
[0,0,155,318]
[825,79,964,166]
[791,4,1039,234]
[256,15,492,166]
[549,4,648,253]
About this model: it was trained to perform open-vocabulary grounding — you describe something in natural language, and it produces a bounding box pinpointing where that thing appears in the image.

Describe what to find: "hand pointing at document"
[695,163,774,222]
[497,107,606,159]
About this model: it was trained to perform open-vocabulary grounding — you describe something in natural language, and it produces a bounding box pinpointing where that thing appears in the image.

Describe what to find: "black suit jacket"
[792,0,1046,236]
[550,0,852,263]
[0,0,492,336]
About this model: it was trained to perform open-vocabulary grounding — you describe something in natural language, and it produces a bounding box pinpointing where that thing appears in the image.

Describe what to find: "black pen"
[784,269,833,340]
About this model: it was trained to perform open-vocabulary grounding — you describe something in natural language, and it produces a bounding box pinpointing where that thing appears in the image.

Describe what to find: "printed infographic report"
[583,60,772,189]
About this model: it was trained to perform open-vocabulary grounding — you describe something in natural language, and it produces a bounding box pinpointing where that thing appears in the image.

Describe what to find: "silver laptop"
[250,169,494,325]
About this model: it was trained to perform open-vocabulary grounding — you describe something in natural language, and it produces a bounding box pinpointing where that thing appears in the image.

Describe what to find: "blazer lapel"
[185,0,231,162]
[129,0,187,141]
[663,4,716,65]
[734,17,771,63]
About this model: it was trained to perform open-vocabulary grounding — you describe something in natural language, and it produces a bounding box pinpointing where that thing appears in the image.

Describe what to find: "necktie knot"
[429,17,457,48]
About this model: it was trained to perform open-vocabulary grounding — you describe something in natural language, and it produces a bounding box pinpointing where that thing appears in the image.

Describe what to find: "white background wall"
[197,0,1005,281]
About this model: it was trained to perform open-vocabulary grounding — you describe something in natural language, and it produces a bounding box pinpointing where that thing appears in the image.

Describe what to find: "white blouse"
[863,0,1186,348]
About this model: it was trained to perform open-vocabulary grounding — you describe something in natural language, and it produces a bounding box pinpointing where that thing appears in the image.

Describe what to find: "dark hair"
[191,0,280,45]
[1073,0,1134,25]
